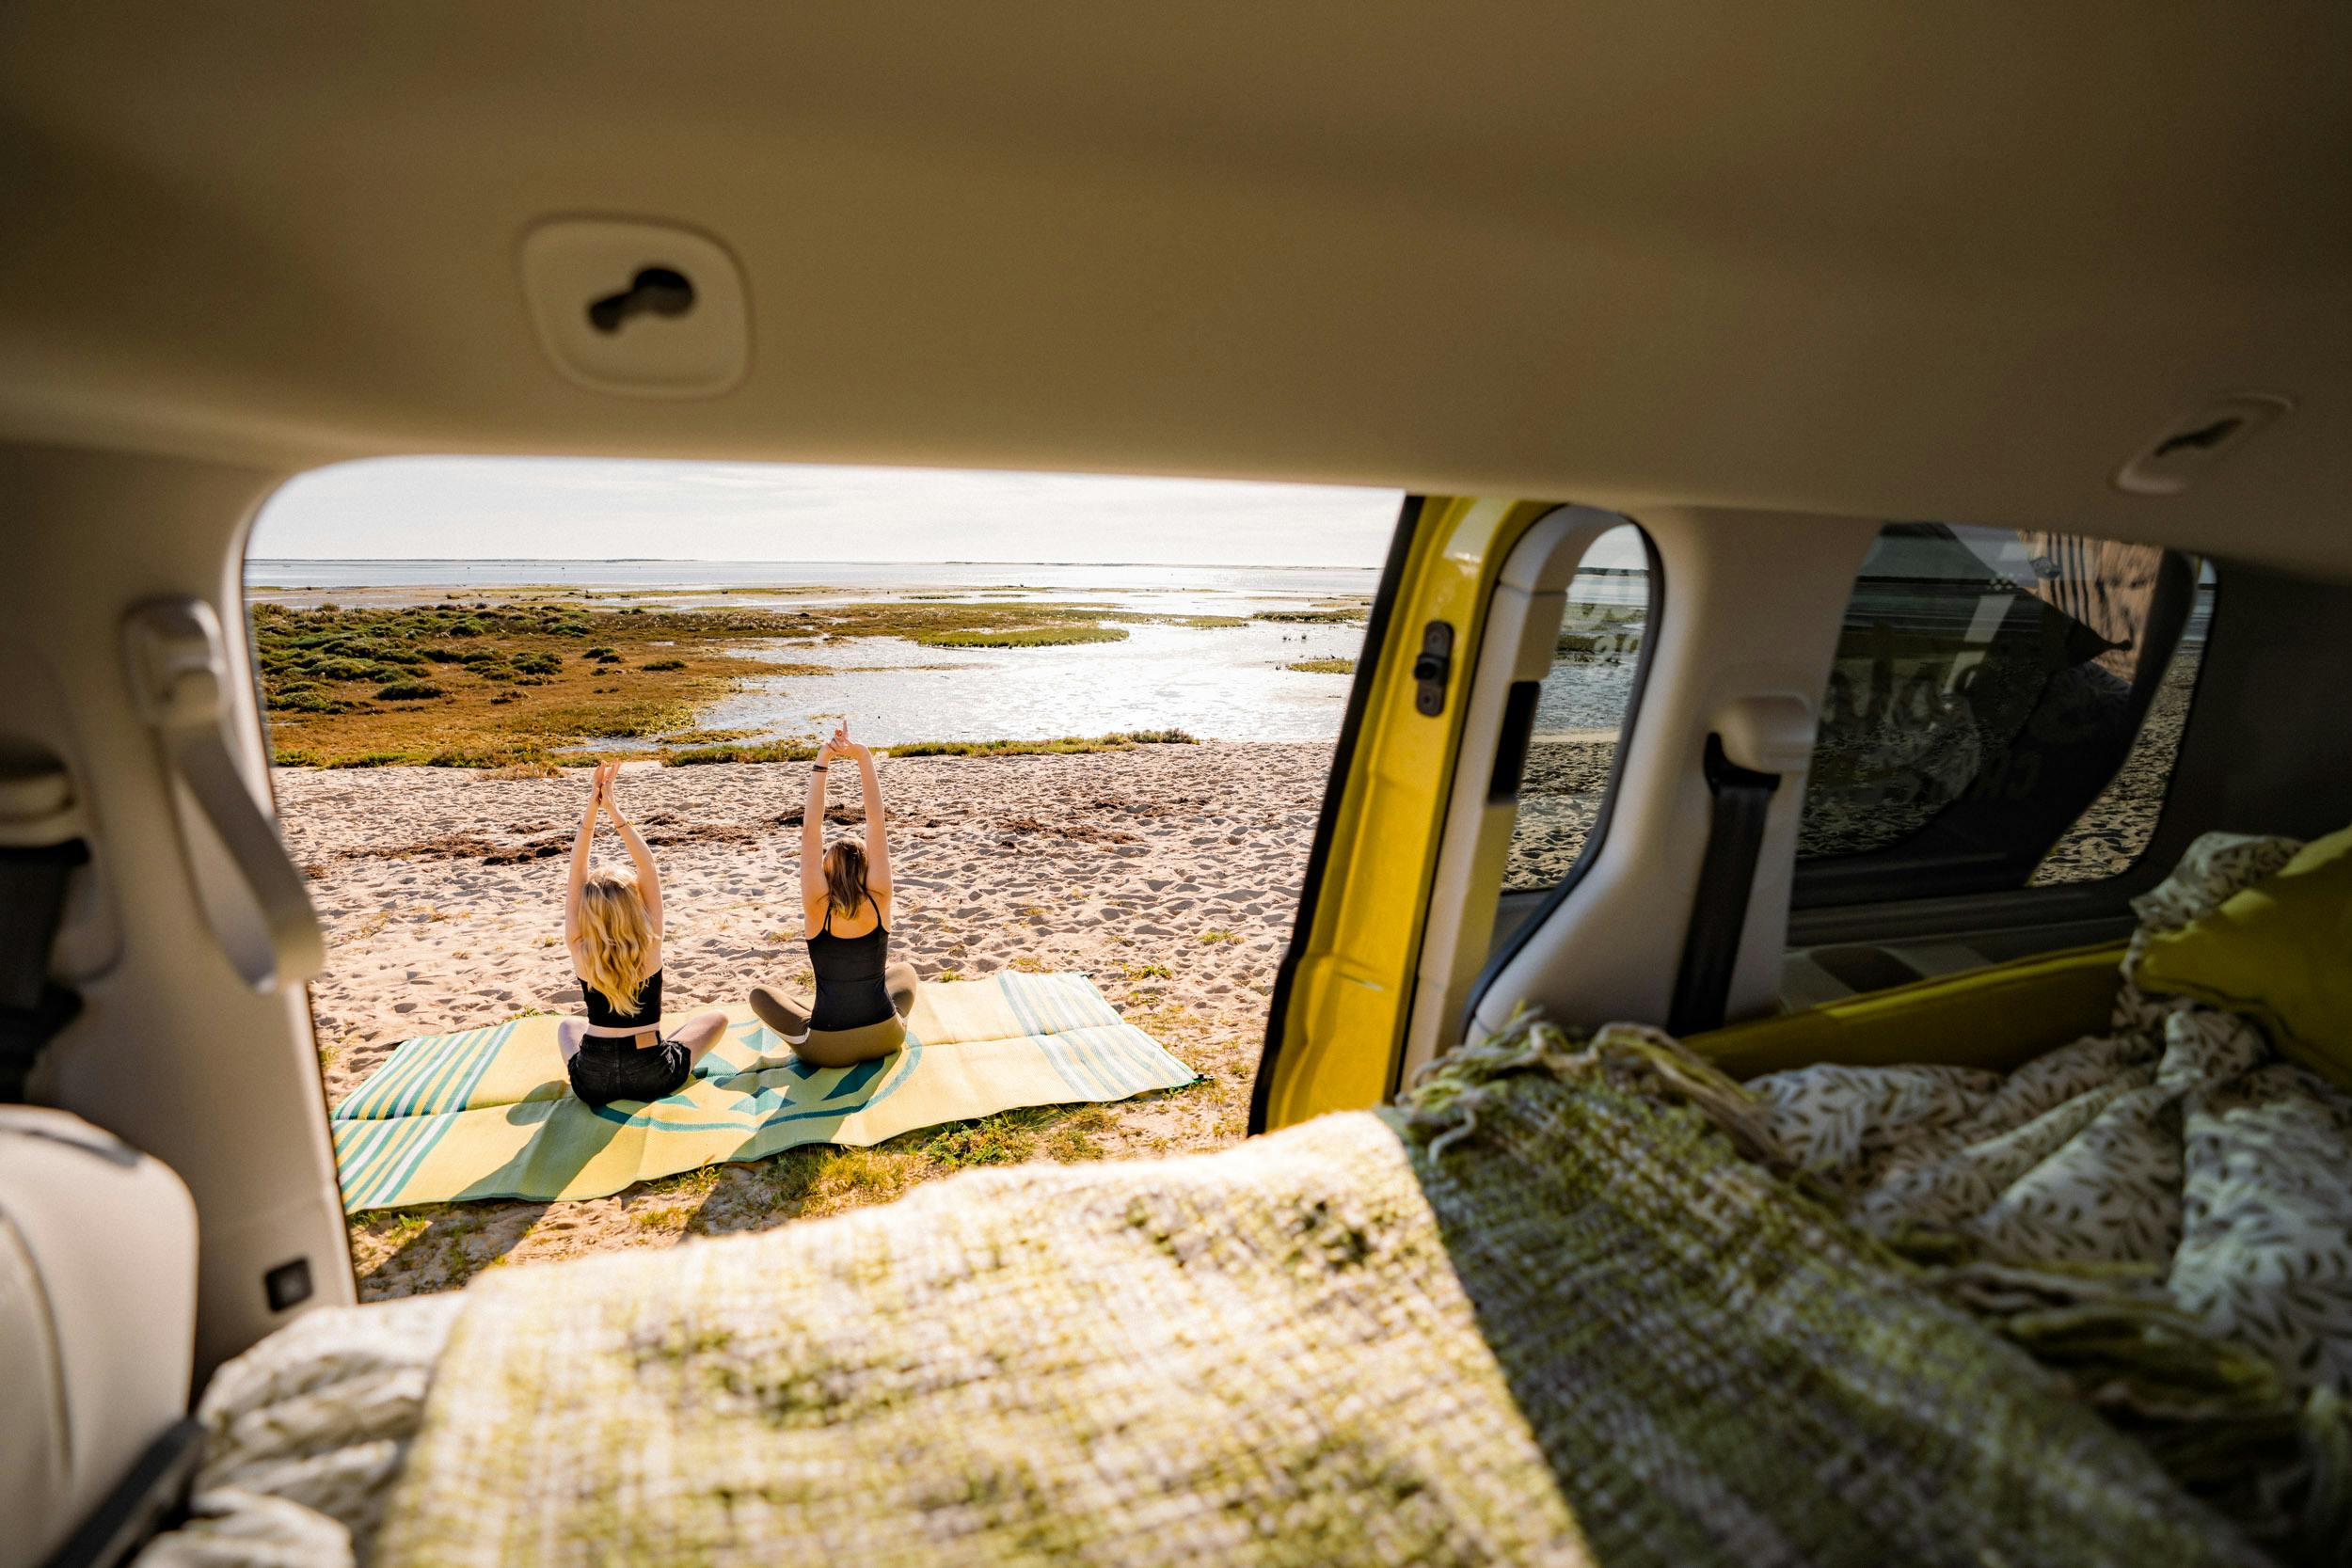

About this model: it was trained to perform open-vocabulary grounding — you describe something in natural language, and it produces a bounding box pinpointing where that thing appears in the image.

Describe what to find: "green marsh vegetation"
[1284,657,1356,674]
[884,731,1196,758]
[916,625,1127,649]
[251,598,775,767]
[1252,608,1360,625]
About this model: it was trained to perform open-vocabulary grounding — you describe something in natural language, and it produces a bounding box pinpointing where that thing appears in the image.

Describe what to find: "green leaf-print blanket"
[1751,832,2352,1561]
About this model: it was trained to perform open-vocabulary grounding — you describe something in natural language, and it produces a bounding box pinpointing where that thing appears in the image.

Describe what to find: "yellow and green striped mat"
[331,972,1193,1212]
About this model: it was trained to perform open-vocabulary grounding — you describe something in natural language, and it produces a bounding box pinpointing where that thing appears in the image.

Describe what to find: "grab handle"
[123,599,324,991]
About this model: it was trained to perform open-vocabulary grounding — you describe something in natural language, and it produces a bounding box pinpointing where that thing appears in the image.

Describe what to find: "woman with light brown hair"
[558,761,729,1105]
[750,721,918,1067]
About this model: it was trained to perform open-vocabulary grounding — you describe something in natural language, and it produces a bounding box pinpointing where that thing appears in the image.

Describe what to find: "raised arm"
[802,732,836,925]
[600,767,663,939]
[564,761,610,949]
[851,740,890,895]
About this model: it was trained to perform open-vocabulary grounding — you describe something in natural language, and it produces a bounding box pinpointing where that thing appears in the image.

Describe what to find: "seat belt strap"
[1666,735,1781,1037]
[0,839,88,1101]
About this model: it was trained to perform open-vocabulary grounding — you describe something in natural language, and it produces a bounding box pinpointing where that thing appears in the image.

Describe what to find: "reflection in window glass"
[1798,523,2208,892]
[1502,524,1651,893]
[2031,559,2214,883]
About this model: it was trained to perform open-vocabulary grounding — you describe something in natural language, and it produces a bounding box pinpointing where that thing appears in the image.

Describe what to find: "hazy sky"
[251,457,1408,567]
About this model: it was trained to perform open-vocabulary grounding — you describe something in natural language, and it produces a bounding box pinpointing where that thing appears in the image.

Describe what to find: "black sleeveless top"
[807,897,894,1031]
[580,968,662,1033]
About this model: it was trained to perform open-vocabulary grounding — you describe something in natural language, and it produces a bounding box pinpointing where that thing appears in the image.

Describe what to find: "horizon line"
[244,556,1381,569]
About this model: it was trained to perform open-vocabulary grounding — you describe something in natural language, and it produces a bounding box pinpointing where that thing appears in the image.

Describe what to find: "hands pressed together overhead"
[587,758,627,817]
[818,720,871,768]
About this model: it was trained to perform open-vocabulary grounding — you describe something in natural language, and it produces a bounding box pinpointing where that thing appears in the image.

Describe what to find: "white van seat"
[0,1107,199,1568]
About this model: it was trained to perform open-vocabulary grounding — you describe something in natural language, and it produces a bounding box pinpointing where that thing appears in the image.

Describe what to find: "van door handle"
[1412,621,1454,716]
[123,599,325,992]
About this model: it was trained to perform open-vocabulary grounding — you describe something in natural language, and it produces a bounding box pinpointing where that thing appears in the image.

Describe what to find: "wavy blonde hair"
[576,870,655,1014]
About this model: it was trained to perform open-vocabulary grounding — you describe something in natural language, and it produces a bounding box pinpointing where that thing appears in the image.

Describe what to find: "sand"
[278,742,1330,1299]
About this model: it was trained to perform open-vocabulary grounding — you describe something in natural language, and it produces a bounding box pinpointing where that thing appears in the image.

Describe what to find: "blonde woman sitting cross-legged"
[750,722,919,1069]
[557,761,731,1106]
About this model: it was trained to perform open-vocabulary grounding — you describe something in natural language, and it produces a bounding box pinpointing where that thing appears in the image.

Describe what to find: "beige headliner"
[2,5,2346,573]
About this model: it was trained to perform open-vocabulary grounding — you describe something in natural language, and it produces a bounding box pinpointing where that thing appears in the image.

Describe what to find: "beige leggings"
[749,962,919,1068]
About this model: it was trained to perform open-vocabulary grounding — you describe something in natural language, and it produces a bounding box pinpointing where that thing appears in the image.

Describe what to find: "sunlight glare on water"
[709,619,1365,745]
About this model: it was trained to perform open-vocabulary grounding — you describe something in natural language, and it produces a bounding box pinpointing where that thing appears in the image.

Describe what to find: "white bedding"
[134,1294,460,1567]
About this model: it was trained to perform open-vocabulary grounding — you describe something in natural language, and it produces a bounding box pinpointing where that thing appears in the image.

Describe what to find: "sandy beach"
[282,742,1329,1298]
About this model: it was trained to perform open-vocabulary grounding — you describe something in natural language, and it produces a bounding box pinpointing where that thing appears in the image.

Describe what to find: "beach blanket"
[331,972,1193,1211]
[367,1022,2260,1568]
[1749,832,2352,1560]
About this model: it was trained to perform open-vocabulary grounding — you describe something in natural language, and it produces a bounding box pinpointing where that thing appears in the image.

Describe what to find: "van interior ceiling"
[3,7,2351,1564]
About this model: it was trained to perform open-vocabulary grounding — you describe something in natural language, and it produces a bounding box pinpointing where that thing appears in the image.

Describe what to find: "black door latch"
[1412,621,1454,716]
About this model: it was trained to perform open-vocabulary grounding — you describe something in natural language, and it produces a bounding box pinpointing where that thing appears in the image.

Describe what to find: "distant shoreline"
[246,557,1388,573]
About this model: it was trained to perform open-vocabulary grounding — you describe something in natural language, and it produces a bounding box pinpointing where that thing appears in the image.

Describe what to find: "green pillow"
[2139,824,2352,1089]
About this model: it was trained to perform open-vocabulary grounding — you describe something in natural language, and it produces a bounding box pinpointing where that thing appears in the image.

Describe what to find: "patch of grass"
[643,658,686,671]
[1040,1105,1113,1163]
[1284,657,1356,674]
[530,698,699,739]
[917,1115,1038,1169]
[886,730,1195,758]
[267,684,358,714]
[1122,960,1173,981]
[1009,956,1050,974]
[913,625,1127,649]
[1196,928,1241,945]
[374,680,447,701]
[1253,609,1360,625]
[658,728,759,746]
[664,740,818,766]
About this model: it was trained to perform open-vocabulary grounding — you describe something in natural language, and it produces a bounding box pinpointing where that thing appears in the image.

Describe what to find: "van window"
[1502,523,1654,894]
[1795,523,2209,903]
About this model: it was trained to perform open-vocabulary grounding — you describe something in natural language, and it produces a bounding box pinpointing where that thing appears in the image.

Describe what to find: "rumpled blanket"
[132,1293,462,1568]
[1752,832,2352,1560]
[366,1022,2263,1566]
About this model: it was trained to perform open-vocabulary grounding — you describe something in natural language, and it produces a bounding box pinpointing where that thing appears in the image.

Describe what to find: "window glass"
[1502,523,1652,893]
[1797,523,2209,898]
[2030,559,2215,884]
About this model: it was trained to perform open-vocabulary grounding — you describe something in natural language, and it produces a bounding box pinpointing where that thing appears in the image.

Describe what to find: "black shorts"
[567,1034,694,1107]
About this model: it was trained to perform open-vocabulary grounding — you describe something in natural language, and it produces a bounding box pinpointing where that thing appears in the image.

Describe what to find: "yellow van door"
[1251,496,1563,1132]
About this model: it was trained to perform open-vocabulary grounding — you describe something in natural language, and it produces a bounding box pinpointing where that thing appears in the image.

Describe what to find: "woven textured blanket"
[331,972,1192,1210]
[373,1025,2258,1567]
[1752,832,2352,1560]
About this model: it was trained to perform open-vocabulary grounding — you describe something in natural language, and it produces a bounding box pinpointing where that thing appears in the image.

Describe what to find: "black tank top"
[580,968,662,1032]
[807,896,894,1032]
